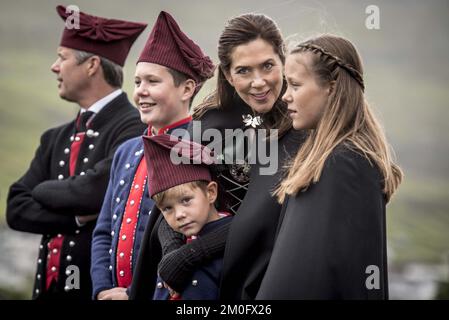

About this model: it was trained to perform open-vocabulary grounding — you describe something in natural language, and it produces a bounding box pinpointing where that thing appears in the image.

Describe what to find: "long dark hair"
[193,13,291,137]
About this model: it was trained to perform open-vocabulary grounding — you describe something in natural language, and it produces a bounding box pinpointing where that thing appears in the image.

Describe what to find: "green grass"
[0,51,76,224]
[387,177,449,265]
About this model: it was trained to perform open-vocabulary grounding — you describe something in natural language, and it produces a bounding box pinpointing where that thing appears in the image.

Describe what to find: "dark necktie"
[77,111,95,132]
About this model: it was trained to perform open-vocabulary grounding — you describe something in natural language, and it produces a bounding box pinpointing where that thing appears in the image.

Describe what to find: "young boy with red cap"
[91,11,214,300]
[6,5,147,300]
[143,134,231,300]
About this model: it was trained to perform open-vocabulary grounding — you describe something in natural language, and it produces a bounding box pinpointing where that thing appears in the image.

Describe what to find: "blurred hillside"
[0,0,448,299]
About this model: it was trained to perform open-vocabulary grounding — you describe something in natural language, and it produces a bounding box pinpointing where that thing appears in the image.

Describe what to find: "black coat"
[6,92,146,299]
[219,128,303,300]
[256,145,388,299]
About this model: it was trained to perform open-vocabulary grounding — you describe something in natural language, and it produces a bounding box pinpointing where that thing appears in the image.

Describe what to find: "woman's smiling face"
[225,38,283,114]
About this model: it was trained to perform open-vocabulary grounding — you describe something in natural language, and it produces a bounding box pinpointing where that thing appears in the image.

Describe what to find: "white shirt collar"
[81,89,122,114]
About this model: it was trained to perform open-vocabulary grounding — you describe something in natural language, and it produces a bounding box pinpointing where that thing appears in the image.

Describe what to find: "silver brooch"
[242,114,262,128]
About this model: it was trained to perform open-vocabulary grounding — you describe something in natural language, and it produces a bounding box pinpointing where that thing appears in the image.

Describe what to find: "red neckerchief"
[148,116,192,136]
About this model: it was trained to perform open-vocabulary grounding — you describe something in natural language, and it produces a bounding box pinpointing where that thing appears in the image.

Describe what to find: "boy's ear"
[206,181,218,204]
[181,79,196,102]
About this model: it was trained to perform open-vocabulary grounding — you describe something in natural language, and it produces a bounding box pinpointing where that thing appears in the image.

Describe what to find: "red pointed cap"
[143,134,215,198]
[56,5,147,66]
[138,11,215,89]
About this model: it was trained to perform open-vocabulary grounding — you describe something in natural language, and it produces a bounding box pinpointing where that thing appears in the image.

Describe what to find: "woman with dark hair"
[257,34,403,299]
[190,13,293,212]
[193,13,291,135]
[130,13,303,300]
[190,13,305,300]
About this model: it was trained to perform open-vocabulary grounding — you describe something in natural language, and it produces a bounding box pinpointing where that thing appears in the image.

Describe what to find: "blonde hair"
[275,34,402,203]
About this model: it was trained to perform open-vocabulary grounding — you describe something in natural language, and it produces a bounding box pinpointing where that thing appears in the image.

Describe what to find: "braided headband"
[296,43,365,92]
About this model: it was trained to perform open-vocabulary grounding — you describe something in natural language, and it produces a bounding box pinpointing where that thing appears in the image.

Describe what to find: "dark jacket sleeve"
[158,218,185,256]
[6,130,78,234]
[31,118,143,215]
[158,220,231,293]
[256,147,387,300]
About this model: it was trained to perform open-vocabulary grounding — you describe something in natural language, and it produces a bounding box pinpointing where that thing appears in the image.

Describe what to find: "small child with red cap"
[143,134,232,300]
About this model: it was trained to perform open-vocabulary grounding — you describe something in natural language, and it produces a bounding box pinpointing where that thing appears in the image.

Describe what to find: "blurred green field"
[0,51,75,217]
[1,1,448,296]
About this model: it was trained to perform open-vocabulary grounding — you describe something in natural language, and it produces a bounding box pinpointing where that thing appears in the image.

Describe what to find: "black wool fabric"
[256,145,388,300]
[157,220,231,293]
[157,218,185,256]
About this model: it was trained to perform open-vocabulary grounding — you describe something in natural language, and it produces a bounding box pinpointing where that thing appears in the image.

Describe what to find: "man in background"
[6,5,147,299]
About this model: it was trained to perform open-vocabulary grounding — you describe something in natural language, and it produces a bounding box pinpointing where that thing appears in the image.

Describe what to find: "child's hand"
[163,282,180,299]
[97,287,128,300]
